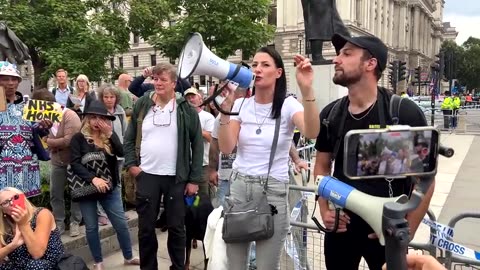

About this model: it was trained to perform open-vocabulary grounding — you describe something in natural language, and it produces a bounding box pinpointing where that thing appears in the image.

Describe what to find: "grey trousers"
[50,163,82,229]
[226,171,289,270]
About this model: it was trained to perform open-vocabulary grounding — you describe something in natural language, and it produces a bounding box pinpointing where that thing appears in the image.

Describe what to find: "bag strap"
[389,94,403,125]
[263,115,281,192]
[330,98,348,160]
[134,107,146,160]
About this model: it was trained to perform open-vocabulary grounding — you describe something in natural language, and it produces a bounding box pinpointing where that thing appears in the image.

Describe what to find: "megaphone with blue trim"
[177,32,254,89]
[316,175,408,245]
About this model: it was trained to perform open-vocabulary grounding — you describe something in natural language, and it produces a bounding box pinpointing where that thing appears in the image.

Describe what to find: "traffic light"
[398,61,407,82]
[414,66,421,83]
[388,60,399,88]
[433,51,445,77]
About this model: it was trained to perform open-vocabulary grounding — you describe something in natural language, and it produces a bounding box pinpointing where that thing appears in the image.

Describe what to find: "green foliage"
[29,161,52,208]
[0,0,134,87]
[441,38,480,90]
[148,0,275,60]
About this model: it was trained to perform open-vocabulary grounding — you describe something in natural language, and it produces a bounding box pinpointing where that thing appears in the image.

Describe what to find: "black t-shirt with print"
[315,97,428,198]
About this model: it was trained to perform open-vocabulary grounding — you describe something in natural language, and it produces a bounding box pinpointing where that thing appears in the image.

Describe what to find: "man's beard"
[332,68,363,87]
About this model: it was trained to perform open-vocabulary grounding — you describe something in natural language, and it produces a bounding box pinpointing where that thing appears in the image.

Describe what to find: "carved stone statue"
[0,22,30,64]
[301,0,351,65]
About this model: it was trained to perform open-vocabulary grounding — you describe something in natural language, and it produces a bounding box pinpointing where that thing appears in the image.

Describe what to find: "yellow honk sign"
[22,99,63,123]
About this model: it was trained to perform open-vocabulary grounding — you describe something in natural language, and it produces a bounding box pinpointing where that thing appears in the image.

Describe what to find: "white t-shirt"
[230,96,303,182]
[198,110,215,166]
[212,115,237,180]
[140,99,178,175]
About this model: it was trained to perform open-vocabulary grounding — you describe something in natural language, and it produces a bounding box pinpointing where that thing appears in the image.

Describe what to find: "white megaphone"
[316,175,408,246]
[177,32,254,89]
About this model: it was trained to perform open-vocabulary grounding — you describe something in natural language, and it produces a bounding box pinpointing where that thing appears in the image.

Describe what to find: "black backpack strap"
[389,94,403,125]
[325,96,348,160]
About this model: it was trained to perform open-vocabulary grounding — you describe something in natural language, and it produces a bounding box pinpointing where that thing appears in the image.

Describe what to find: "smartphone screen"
[12,194,26,209]
[343,127,439,179]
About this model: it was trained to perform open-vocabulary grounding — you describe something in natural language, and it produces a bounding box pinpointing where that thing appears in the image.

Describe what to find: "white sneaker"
[93,262,104,270]
[69,223,80,237]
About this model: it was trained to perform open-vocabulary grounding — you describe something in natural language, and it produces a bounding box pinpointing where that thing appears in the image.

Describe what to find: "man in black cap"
[410,135,431,173]
[313,34,435,269]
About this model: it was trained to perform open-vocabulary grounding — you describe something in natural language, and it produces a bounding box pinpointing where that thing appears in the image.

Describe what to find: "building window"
[268,5,277,26]
[200,75,206,86]
[133,34,140,44]
[169,58,176,65]
[150,54,157,66]
[110,58,114,69]
[118,57,123,69]
[133,56,139,67]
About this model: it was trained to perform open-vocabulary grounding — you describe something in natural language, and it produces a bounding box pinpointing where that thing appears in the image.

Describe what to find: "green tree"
[148,0,275,61]
[0,0,135,88]
[458,38,480,90]
[440,38,480,90]
[440,40,464,82]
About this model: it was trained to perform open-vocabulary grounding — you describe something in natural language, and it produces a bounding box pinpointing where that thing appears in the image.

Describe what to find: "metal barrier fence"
[442,213,480,270]
[424,109,480,134]
[284,183,480,270]
[281,184,370,270]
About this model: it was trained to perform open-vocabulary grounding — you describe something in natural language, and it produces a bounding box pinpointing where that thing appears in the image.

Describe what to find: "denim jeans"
[97,159,124,218]
[216,179,230,207]
[226,171,289,270]
[79,187,133,263]
[49,164,82,231]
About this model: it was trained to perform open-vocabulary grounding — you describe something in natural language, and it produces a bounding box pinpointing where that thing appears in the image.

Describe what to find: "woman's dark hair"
[255,46,286,119]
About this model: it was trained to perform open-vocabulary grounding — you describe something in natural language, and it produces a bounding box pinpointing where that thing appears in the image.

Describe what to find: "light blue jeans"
[216,179,230,207]
[226,171,289,270]
[79,187,133,263]
[97,159,124,219]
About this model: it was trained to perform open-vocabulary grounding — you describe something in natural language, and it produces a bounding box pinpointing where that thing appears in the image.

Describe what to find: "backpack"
[56,253,89,270]
[322,87,404,161]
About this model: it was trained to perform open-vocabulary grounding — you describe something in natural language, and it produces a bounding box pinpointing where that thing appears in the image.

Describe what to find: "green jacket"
[123,91,204,184]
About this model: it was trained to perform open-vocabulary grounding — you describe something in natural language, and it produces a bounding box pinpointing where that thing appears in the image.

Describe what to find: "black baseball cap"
[332,33,388,72]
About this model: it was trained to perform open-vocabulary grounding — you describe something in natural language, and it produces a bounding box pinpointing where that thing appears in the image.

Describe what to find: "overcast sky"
[444,0,480,45]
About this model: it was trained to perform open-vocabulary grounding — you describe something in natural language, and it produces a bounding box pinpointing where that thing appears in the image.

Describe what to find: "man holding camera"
[313,34,435,269]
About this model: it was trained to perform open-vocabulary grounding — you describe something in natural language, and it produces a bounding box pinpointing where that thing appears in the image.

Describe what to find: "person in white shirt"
[50,69,74,107]
[184,87,215,197]
[209,86,248,207]
[123,63,203,270]
[217,47,320,269]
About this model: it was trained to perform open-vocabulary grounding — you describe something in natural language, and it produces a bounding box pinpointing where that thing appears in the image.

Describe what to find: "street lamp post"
[298,33,303,55]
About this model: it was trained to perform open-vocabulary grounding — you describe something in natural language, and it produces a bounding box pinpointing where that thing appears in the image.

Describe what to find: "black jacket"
[70,132,124,187]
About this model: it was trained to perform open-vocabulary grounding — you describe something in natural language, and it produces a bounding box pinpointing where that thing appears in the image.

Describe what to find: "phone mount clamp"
[383,144,454,270]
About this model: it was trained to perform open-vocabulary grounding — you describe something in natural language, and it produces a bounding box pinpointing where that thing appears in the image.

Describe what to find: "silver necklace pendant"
[256,128,262,135]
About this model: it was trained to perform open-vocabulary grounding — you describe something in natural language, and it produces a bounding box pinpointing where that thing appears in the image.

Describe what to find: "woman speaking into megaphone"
[217,47,320,270]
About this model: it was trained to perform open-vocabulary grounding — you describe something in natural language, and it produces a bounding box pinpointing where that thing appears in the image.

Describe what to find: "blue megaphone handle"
[317,176,355,208]
[227,64,253,89]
